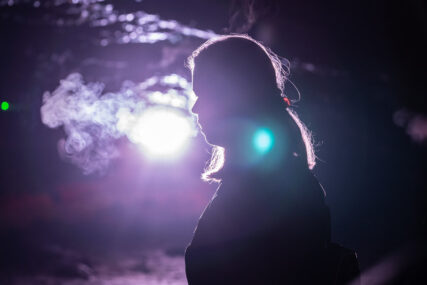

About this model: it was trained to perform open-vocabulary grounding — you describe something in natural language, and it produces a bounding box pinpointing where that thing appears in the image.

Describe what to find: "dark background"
[0,0,426,284]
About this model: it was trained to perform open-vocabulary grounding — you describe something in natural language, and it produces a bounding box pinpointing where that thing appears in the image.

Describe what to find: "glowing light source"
[253,128,274,154]
[1,101,9,111]
[123,107,193,159]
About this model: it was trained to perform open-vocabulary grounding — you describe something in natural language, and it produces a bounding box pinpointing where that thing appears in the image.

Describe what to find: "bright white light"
[125,107,193,159]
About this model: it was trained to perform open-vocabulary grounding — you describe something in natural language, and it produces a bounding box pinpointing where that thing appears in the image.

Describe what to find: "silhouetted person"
[185,35,359,284]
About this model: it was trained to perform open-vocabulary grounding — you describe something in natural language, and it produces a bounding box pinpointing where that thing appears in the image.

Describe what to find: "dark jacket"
[185,162,359,284]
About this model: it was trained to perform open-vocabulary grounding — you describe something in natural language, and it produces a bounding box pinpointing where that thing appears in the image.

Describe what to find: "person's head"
[187,34,315,181]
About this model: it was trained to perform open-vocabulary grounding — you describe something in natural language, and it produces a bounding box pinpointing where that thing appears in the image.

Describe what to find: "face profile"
[190,36,281,147]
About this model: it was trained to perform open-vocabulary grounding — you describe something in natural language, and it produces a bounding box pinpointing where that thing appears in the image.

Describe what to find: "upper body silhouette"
[185,35,359,284]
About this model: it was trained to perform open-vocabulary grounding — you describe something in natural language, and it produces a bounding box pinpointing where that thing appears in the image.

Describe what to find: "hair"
[187,34,316,182]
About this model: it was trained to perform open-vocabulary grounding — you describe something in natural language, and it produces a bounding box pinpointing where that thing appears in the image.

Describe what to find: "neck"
[207,111,308,181]
[213,142,302,182]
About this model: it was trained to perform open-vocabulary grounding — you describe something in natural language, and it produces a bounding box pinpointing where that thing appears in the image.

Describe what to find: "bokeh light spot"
[253,128,274,154]
[1,101,9,111]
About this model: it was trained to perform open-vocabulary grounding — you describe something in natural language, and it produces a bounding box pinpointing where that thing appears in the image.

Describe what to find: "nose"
[191,100,199,114]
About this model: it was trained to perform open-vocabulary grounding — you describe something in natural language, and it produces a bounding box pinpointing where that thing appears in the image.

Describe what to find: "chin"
[198,122,223,145]
[199,130,217,147]
[199,127,211,143]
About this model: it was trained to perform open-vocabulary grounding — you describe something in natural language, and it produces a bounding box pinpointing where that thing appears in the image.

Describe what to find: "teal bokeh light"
[253,128,275,154]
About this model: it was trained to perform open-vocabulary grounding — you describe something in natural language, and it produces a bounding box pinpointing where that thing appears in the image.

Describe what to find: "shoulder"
[282,165,326,207]
[327,243,360,283]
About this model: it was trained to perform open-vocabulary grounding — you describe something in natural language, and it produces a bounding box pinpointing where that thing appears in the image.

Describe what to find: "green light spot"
[253,128,274,154]
[1,101,9,111]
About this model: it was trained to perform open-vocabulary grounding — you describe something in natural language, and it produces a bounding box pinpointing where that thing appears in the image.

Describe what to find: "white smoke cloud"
[41,73,197,174]
[4,0,216,172]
